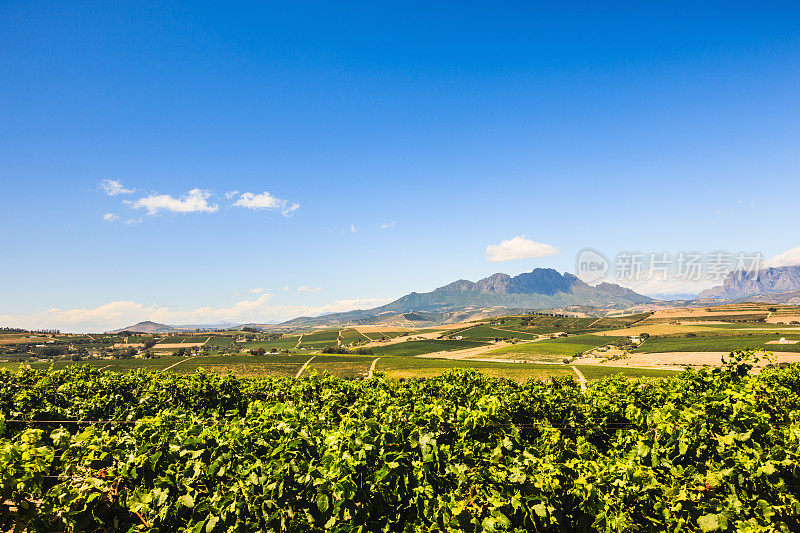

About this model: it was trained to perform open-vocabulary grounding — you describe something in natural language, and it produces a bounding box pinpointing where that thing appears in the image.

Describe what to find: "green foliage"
[0,354,797,531]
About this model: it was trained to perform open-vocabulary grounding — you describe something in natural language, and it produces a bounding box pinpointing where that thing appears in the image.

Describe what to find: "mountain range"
[275,268,653,328]
[698,265,800,303]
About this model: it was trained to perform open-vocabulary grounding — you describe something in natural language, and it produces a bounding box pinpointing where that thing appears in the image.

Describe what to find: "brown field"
[153,342,206,349]
[768,315,800,324]
[0,334,52,345]
[599,351,800,370]
[596,323,721,337]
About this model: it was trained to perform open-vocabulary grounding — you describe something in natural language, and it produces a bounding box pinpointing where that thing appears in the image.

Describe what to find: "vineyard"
[1,353,799,532]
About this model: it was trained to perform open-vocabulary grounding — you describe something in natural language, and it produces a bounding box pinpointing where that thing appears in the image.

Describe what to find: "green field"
[487,313,650,335]
[481,334,625,360]
[634,333,800,353]
[376,357,575,381]
[447,324,540,341]
[339,328,370,345]
[370,339,486,357]
[299,329,340,341]
[236,337,302,351]
[297,329,340,348]
[301,354,376,378]
[644,313,771,324]
[0,357,186,373]
[167,354,309,377]
[156,336,210,344]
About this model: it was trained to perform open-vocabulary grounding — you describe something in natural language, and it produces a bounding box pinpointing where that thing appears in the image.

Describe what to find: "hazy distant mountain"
[110,321,238,333]
[110,321,175,334]
[699,265,800,301]
[278,268,653,328]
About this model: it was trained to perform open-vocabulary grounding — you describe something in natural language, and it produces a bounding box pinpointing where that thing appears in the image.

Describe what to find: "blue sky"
[1,1,799,331]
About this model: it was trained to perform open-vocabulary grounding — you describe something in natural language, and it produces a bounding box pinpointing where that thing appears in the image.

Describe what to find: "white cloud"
[297,286,322,293]
[381,221,396,230]
[231,191,299,217]
[486,236,559,263]
[225,190,240,200]
[767,245,800,268]
[102,213,141,226]
[0,295,392,333]
[249,287,266,294]
[282,286,290,292]
[99,179,134,196]
[128,188,218,215]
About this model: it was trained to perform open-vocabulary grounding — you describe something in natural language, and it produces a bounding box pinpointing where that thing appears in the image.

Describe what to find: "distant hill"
[277,268,654,328]
[110,321,238,334]
[110,321,175,334]
[699,265,800,302]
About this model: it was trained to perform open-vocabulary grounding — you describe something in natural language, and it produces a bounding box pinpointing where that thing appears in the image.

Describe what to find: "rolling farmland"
[370,339,487,357]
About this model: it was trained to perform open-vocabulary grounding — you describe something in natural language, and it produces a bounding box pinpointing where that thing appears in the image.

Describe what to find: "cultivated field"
[370,339,487,357]
[479,334,625,361]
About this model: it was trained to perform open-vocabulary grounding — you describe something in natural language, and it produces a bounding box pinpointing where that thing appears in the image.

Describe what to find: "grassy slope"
[482,334,624,358]
[339,328,370,345]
